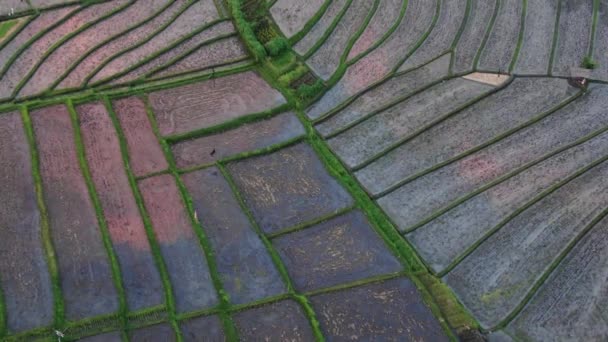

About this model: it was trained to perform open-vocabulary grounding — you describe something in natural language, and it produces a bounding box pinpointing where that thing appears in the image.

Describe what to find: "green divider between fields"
[508,0,527,73]
[547,0,562,75]
[473,0,500,70]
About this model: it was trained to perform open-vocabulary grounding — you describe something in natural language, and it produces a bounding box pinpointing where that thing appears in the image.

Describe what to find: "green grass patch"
[581,55,599,69]
[0,19,18,40]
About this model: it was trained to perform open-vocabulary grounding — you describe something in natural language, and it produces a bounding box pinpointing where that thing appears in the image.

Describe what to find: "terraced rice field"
[0,0,606,341]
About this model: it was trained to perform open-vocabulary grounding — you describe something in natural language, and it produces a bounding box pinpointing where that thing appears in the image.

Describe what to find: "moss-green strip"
[20,107,65,331]
[547,0,562,75]
[287,0,334,45]
[66,99,127,331]
[267,205,356,239]
[301,0,354,59]
[448,0,471,75]
[588,0,600,57]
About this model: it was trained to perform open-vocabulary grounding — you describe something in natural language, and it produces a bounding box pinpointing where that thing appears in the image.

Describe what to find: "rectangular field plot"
[31,104,119,321]
[408,130,608,273]
[112,97,168,177]
[377,83,607,232]
[138,174,218,313]
[148,71,286,136]
[273,211,401,292]
[172,112,304,169]
[327,78,493,168]
[445,159,608,329]
[180,315,224,342]
[356,77,578,196]
[233,300,314,341]
[315,53,451,136]
[505,215,608,341]
[0,112,53,333]
[182,167,286,304]
[130,323,175,342]
[226,143,353,234]
[310,278,448,341]
[77,102,164,311]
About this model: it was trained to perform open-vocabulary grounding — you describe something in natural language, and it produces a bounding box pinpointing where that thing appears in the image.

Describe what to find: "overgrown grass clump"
[581,56,598,69]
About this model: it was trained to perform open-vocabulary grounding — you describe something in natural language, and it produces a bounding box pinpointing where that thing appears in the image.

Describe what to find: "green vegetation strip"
[20,107,65,332]
[547,0,562,74]
[0,19,19,40]
[287,0,333,45]
[67,99,128,332]
[448,0,471,74]
[300,0,354,59]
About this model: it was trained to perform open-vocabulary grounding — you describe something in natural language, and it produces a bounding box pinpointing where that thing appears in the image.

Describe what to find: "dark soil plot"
[304,0,436,120]
[591,0,608,81]
[356,77,578,196]
[148,71,286,136]
[58,0,181,90]
[293,0,348,55]
[310,278,448,341]
[452,0,497,74]
[18,0,161,98]
[31,104,119,321]
[109,21,238,85]
[445,159,608,329]
[0,1,122,100]
[0,112,53,333]
[0,8,74,73]
[180,315,224,342]
[347,0,402,61]
[182,167,286,305]
[226,143,353,234]
[172,112,304,169]
[551,0,594,76]
[233,300,315,341]
[78,102,164,311]
[398,0,466,72]
[328,78,493,168]
[89,0,220,84]
[270,0,327,38]
[112,97,168,178]
[409,130,608,273]
[315,53,450,136]
[138,174,218,313]
[77,331,122,342]
[150,36,248,80]
[377,83,607,232]
[306,0,374,80]
[505,215,608,341]
[273,211,401,292]
[130,323,176,342]
[477,0,524,72]
[513,0,559,74]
